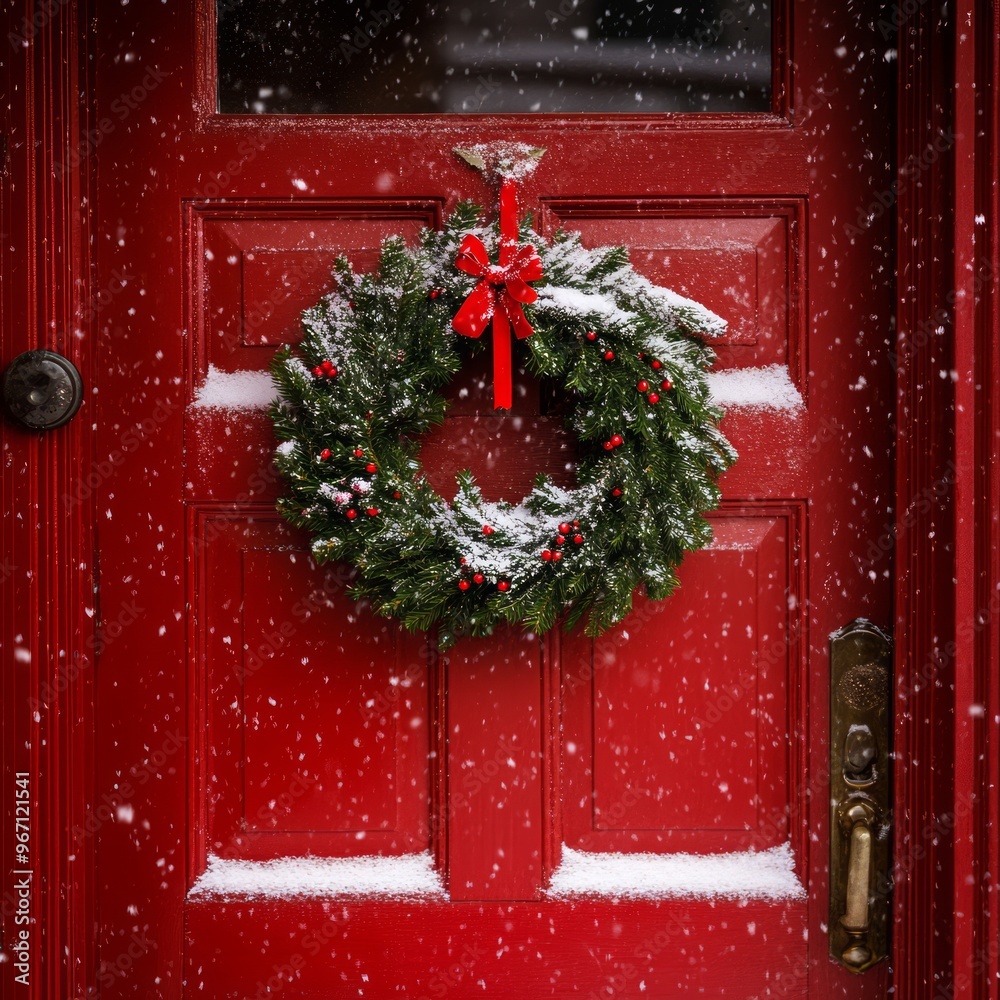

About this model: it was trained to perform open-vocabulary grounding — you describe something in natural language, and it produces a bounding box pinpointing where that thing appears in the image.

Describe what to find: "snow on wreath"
[269,144,736,647]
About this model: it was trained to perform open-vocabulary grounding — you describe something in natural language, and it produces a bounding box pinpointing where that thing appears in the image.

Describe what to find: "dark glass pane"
[217,1,772,115]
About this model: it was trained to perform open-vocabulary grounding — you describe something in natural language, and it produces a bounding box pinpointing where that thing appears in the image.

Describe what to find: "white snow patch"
[707,365,803,411]
[534,285,637,327]
[189,851,447,900]
[548,843,805,901]
[193,360,801,415]
[191,365,277,411]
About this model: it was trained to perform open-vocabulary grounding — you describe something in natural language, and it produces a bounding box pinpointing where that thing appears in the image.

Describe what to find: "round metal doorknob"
[3,350,84,430]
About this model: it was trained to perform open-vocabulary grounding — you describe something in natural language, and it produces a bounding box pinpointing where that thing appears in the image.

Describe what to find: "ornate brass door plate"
[829,619,892,972]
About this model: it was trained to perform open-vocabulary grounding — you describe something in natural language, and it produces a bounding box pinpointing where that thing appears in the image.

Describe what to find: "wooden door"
[91,2,894,996]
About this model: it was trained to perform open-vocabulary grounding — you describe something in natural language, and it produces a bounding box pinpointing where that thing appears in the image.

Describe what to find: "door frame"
[1,2,995,996]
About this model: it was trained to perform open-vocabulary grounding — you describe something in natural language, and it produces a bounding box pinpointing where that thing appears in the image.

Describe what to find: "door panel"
[562,508,801,854]
[541,202,804,374]
[93,1,894,996]
[193,511,430,862]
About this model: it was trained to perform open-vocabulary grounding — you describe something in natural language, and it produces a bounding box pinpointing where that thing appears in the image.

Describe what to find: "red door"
[91,2,894,996]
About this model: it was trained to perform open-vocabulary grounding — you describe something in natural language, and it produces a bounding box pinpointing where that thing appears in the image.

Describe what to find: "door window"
[216,0,772,114]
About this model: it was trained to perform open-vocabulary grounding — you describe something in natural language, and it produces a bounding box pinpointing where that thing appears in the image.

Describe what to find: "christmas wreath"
[270,146,736,647]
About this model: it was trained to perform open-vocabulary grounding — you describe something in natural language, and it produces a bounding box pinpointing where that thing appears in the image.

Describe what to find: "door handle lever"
[838,799,877,969]
[829,620,891,973]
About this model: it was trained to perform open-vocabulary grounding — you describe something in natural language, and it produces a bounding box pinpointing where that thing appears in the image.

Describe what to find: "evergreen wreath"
[270,164,736,648]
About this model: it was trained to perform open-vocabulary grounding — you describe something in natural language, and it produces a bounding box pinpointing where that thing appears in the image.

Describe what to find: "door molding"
[2,2,97,998]
[2,2,995,997]
[892,1,999,996]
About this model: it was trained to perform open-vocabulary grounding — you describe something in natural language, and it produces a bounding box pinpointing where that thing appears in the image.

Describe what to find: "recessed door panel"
[563,509,800,853]
[195,206,439,372]
[539,202,804,380]
[192,510,430,862]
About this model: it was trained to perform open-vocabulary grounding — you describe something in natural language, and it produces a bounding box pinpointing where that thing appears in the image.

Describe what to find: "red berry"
[651,359,662,370]
[648,392,660,405]
[558,522,572,535]
[573,534,584,545]
[497,580,510,593]
[393,491,401,499]
[349,301,355,310]
[611,434,623,447]
[460,557,467,565]
[312,366,324,377]
[661,379,673,391]
[638,352,646,359]
[603,441,613,451]
[346,509,357,520]
[603,350,615,361]
[458,579,471,591]
[321,360,335,373]
[473,572,485,584]
[353,448,364,457]
[573,520,580,527]
[320,449,332,460]
[429,287,443,299]
[541,550,553,562]
[328,366,338,378]
[366,507,379,517]
[552,551,563,562]
[637,380,649,392]
[482,525,494,536]
[554,534,566,546]
[585,331,597,342]
[612,487,622,497]
[365,462,377,474]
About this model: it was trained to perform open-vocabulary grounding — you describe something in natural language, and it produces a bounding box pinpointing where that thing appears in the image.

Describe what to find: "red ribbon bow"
[452,179,543,409]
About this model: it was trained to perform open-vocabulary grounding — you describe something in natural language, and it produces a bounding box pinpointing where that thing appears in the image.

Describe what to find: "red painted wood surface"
[185,898,811,998]
[9,3,1000,999]
[945,3,1000,998]
[6,0,902,995]
[445,630,545,901]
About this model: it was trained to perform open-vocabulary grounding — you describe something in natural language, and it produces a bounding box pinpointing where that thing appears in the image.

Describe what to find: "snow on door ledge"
[189,364,804,413]
[188,851,447,901]
[188,845,804,903]
[547,843,805,901]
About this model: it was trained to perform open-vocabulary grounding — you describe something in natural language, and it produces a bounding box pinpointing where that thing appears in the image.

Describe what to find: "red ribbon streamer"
[452,178,543,409]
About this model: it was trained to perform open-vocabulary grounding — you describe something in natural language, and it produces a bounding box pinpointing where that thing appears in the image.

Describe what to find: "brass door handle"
[829,620,891,973]
[838,799,877,968]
